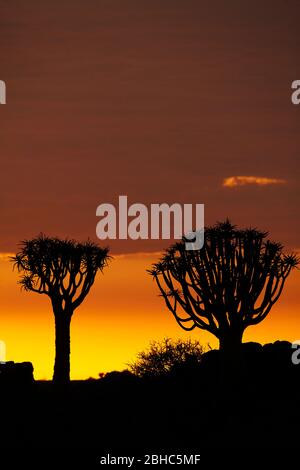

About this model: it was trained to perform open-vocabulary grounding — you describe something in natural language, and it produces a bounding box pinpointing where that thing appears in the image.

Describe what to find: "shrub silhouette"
[129,337,205,377]
[12,235,110,384]
[149,221,298,355]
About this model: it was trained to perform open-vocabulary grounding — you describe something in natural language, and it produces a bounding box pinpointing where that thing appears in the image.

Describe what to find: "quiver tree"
[12,235,110,384]
[149,221,298,355]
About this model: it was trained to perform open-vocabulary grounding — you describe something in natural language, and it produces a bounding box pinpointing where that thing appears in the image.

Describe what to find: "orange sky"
[0,1,299,379]
[0,252,299,380]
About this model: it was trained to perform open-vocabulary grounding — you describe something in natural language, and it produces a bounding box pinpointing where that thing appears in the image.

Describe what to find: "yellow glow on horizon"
[0,253,299,379]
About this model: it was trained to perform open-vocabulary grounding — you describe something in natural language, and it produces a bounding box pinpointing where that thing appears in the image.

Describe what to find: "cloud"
[223,176,286,188]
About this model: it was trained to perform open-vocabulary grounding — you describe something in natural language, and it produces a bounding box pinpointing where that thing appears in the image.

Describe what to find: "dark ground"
[0,341,299,465]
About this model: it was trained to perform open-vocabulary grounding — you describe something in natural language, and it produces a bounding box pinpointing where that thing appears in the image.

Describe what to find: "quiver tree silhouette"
[12,235,110,384]
[149,221,298,355]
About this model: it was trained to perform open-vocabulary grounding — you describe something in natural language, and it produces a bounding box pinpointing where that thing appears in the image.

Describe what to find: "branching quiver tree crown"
[12,235,110,383]
[149,221,299,354]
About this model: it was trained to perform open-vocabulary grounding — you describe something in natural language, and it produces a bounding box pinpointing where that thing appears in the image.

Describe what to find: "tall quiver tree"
[12,236,110,384]
[149,221,298,355]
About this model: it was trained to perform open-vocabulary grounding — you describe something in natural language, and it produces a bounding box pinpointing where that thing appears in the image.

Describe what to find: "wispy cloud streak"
[223,176,286,188]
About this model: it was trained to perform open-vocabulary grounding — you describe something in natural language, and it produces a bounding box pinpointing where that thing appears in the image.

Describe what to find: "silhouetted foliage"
[11,235,111,384]
[129,337,205,377]
[149,221,299,354]
[98,370,139,386]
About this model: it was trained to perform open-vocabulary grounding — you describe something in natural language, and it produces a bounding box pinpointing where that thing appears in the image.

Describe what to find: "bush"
[129,338,205,378]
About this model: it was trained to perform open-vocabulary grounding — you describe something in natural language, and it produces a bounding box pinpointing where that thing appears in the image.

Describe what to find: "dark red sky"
[1,0,300,253]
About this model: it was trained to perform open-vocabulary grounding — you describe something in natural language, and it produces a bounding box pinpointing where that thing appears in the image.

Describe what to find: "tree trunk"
[53,312,72,384]
[218,327,244,354]
[218,326,244,397]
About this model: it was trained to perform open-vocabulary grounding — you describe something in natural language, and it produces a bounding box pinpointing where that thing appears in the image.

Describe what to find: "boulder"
[0,361,34,386]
